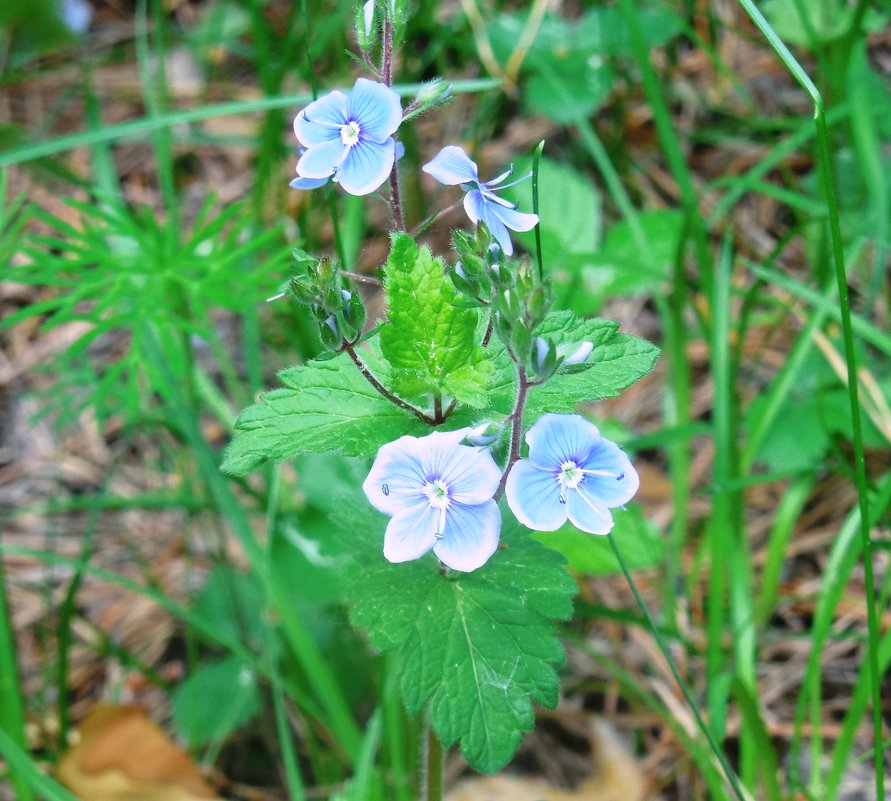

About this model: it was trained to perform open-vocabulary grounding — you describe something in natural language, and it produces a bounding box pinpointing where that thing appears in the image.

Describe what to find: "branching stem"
[342,341,435,424]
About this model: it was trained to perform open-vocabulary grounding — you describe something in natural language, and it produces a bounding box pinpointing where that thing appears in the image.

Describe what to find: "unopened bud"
[463,421,502,448]
[559,341,593,366]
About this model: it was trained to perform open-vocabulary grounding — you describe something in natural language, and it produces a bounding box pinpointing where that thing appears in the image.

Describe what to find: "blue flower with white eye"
[505,414,639,535]
[292,78,402,196]
[422,145,539,256]
[363,428,502,572]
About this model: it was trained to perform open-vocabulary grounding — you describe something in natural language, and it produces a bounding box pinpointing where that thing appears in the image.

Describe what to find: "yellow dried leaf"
[57,704,222,801]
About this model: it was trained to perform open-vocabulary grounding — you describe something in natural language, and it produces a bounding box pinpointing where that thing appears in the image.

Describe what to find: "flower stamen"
[340,120,361,146]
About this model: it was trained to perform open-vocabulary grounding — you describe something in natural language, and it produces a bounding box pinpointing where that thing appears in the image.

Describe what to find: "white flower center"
[340,120,361,146]
[423,479,450,510]
[558,460,584,490]
[423,479,450,540]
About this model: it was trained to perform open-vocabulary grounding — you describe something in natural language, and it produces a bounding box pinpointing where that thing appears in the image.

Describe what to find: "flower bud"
[558,341,593,366]
[416,79,452,106]
[463,421,503,448]
[531,336,559,381]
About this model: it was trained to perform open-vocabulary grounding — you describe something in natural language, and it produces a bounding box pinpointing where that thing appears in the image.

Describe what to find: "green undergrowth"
[1,0,889,799]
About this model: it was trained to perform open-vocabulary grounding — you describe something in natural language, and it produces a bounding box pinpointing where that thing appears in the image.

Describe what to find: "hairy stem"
[343,341,435,424]
[494,360,530,499]
[379,13,406,231]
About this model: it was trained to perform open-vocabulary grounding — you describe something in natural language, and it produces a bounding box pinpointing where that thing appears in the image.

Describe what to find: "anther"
[616,473,624,481]
[382,484,390,496]
[558,493,566,504]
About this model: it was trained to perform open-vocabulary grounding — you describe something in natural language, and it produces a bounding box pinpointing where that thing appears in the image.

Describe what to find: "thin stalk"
[423,721,444,801]
[607,534,748,801]
[495,362,530,499]
[342,341,435,424]
[380,14,406,232]
[735,5,885,797]
[0,558,36,801]
[531,139,545,280]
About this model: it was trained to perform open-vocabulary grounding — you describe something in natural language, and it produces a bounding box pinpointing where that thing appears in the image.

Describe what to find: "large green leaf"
[350,519,576,774]
[221,352,429,476]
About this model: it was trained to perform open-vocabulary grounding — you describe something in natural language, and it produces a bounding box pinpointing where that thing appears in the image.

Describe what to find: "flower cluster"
[364,414,639,572]
[291,82,538,255]
[288,70,638,574]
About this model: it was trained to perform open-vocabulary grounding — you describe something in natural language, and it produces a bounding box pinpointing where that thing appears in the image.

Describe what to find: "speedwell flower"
[505,413,638,535]
[363,428,502,572]
[422,145,538,256]
[292,78,401,196]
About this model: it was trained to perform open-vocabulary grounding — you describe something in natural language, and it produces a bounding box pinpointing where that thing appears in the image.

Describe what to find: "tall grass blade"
[735,5,885,797]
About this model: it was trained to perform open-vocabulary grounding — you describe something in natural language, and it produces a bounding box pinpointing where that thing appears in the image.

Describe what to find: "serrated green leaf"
[380,233,491,405]
[349,520,576,774]
[489,311,659,415]
[221,352,429,475]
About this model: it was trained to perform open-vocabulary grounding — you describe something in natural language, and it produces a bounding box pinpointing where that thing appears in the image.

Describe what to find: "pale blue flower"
[363,428,502,572]
[291,142,405,192]
[292,78,402,196]
[422,145,539,256]
[505,414,638,535]
[59,0,92,32]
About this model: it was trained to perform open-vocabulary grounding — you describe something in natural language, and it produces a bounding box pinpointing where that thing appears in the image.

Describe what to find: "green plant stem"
[495,361,530,499]
[531,139,545,280]
[0,558,36,801]
[607,534,747,801]
[735,4,885,798]
[342,341,435,424]
[423,721,444,801]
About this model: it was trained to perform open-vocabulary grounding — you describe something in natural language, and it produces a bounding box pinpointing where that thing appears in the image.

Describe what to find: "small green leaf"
[221,352,429,475]
[350,519,576,774]
[172,656,261,747]
[380,233,491,405]
[489,311,659,415]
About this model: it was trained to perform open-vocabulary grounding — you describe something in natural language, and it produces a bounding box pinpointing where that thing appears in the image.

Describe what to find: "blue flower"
[505,414,638,535]
[292,78,402,196]
[363,428,502,572]
[290,142,405,192]
[422,145,539,256]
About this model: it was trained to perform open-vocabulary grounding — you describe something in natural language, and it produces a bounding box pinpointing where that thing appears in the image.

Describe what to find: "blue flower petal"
[337,137,395,195]
[384,502,439,563]
[579,439,639,507]
[422,145,479,185]
[464,191,514,255]
[294,90,349,147]
[505,460,567,531]
[363,434,428,516]
[433,500,501,572]
[348,78,402,143]
[525,413,601,472]
[565,485,614,535]
[422,430,501,505]
[490,204,539,233]
[296,138,346,179]
[289,175,330,190]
